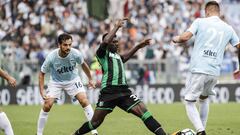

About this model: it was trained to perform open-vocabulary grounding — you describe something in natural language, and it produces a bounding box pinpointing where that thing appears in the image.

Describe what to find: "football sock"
[83,105,98,134]
[74,121,93,135]
[142,111,166,135]
[0,112,14,135]
[37,109,49,135]
[185,101,205,132]
[199,99,209,128]
[197,130,206,135]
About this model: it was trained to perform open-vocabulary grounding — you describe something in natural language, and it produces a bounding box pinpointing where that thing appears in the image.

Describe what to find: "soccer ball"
[179,128,196,135]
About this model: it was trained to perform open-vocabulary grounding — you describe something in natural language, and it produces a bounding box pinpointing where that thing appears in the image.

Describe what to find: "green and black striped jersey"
[96,43,128,89]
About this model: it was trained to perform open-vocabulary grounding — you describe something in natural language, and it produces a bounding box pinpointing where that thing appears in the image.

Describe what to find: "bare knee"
[130,103,147,118]
[90,110,110,129]
[43,99,54,112]
[78,98,89,107]
[75,93,89,107]
[91,119,103,129]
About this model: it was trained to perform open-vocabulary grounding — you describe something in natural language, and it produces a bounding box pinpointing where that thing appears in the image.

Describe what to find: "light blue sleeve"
[75,50,84,65]
[187,19,200,35]
[230,28,240,46]
[41,55,52,73]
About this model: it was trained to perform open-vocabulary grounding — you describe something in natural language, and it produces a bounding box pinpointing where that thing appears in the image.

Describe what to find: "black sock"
[197,131,206,135]
[74,122,93,135]
[143,116,166,135]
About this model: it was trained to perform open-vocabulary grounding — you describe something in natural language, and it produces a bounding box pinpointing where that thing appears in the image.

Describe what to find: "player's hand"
[114,19,124,28]
[137,39,151,48]
[40,90,50,100]
[114,17,129,28]
[7,76,16,87]
[172,36,180,43]
[88,80,96,89]
[233,70,240,79]
[42,94,51,100]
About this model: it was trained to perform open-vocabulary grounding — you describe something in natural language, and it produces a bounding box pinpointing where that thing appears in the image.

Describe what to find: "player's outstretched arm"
[121,39,151,63]
[172,31,193,43]
[233,43,240,79]
[97,18,129,58]
[103,18,127,44]
[0,68,16,87]
[81,61,95,89]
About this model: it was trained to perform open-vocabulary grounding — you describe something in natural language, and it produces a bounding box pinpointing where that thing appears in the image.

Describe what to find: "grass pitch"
[1,103,239,135]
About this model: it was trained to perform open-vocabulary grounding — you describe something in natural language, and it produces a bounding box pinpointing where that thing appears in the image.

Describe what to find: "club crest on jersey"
[70,59,76,65]
[98,101,104,107]
[56,66,75,74]
[109,52,121,59]
[54,63,62,68]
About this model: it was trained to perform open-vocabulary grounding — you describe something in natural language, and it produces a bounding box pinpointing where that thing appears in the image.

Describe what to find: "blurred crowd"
[0,0,240,85]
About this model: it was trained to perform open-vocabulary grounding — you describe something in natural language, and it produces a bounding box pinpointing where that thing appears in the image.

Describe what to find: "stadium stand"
[0,0,240,85]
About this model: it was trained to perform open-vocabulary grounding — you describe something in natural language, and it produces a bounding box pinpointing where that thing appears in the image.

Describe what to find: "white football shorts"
[184,72,217,101]
[46,77,86,99]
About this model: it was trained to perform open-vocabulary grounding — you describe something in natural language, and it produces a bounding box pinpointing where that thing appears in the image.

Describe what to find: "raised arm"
[81,61,95,89]
[97,18,128,58]
[121,39,151,63]
[103,18,127,44]
[0,68,16,87]
[172,31,193,43]
[173,18,199,44]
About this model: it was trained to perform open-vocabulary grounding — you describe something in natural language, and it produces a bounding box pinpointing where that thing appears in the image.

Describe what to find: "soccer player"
[72,18,167,135]
[37,33,98,135]
[0,68,16,135]
[172,1,240,135]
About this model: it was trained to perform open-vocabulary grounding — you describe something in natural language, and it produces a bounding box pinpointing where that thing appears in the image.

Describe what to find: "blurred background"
[1,1,240,134]
[0,0,240,86]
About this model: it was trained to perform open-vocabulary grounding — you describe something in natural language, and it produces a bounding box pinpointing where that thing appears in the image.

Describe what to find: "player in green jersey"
[72,18,166,135]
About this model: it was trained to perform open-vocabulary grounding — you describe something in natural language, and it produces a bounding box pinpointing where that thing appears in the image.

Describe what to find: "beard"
[108,44,118,53]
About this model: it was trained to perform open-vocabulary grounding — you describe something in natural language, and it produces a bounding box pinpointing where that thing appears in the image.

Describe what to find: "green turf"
[1,103,240,135]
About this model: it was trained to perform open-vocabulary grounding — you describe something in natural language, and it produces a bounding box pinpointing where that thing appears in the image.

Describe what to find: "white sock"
[185,101,205,132]
[83,105,98,134]
[0,112,14,135]
[199,99,209,128]
[37,109,49,135]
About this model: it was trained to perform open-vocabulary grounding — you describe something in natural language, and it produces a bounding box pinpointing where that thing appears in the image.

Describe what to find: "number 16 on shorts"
[75,82,82,88]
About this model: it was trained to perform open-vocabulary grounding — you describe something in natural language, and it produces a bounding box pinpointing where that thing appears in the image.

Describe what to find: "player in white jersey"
[0,28,16,135]
[0,68,16,135]
[172,1,240,135]
[37,33,98,135]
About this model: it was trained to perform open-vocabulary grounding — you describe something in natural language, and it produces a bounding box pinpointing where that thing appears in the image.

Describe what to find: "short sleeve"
[187,19,200,35]
[75,50,84,64]
[41,55,51,73]
[230,28,240,47]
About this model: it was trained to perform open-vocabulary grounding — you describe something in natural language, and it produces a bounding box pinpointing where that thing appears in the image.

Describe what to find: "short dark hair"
[57,33,72,44]
[205,1,220,12]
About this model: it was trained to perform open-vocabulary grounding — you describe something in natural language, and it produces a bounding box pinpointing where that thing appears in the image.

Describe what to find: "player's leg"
[0,110,14,135]
[184,73,205,134]
[73,98,116,135]
[199,95,209,128]
[117,95,166,135]
[199,75,217,129]
[37,82,60,135]
[37,98,55,135]
[75,92,98,135]
[66,78,98,135]
[73,109,111,135]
